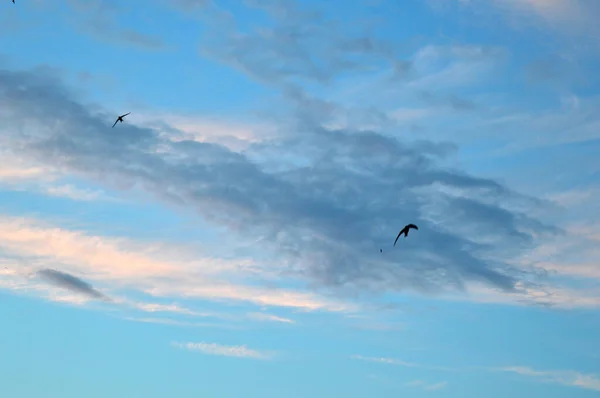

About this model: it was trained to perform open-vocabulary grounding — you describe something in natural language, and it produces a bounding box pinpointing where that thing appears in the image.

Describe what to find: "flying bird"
[393,223,418,246]
[112,112,131,128]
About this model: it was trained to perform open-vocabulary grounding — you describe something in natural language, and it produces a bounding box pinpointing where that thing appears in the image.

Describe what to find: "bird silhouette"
[393,223,418,246]
[112,112,131,128]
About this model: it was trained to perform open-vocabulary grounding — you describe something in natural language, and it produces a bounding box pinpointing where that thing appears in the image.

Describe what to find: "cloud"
[37,268,109,301]
[514,223,600,283]
[172,341,273,359]
[0,215,347,312]
[356,355,600,392]
[0,153,111,201]
[247,312,296,324]
[353,355,420,368]
[407,44,507,90]
[498,366,600,392]
[122,317,244,329]
[44,184,106,201]
[450,281,600,309]
[199,0,399,86]
[352,355,456,372]
[0,64,560,303]
[452,0,600,40]
[56,0,167,51]
[131,111,276,152]
[0,165,51,182]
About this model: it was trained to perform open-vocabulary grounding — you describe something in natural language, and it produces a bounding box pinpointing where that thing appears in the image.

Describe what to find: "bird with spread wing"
[112,112,131,128]
[393,223,418,246]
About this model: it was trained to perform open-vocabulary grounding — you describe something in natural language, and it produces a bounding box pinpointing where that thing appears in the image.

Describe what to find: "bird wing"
[393,228,405,246]
[408,224,418,230]
[120,112,131,118]
[112,119,119,128]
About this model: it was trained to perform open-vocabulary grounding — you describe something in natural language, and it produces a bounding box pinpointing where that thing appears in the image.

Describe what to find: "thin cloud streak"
[172,341,274,360]
[352,355,457,372]
[247,312,296,324]
[121,317,245,330]
[356,354,600,391]
[498,366,600,392]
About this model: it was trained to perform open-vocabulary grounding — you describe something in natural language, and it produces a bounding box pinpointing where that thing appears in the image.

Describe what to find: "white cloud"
[129,111,276,152]
[0,165,51,181]
[172,341,273,359]
[459,282,600,309]
[247,312,296,324]
[546,188,597,207]
[44,184,106,201]
[122,317,243,329]
[352,355,456,372]
[499,366,600,392]
[0,154,113,202]
[353,355,419,367]
[355,354,600,392]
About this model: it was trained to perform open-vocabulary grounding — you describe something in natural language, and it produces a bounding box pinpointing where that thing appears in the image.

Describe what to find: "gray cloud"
[37,269,109,301]
[60,0,166,51]
[198,0,404,86]
[415,90,478,112]
[0,65,559,300]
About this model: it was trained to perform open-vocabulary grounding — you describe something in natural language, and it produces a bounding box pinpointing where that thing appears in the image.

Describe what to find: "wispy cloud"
[131,111,276,152]
[122,317,244,330]
[452,0,600,40]
[172,341,274,360]
[353,355,420,367]
[0,165,52,181]
[352,355,456,372]
[247,312,296,324]
[454,282,600,309]
[199,0,399,86]
[58,0,167,51]
[498,366,600,392]
[355,354,600,392]
[44,184,107,201]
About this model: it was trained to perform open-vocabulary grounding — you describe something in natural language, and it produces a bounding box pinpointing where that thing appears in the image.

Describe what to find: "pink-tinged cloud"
[0,215,353,313]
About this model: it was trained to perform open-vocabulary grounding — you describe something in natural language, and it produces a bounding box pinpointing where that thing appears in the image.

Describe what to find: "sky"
[0,0,599,396]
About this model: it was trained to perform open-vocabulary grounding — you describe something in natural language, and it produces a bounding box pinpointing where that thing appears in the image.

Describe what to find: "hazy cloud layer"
[199,0,402,86]
[0,64,559,300]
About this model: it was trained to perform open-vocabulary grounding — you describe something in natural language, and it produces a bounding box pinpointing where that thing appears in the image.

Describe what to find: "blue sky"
[0,0,599,396]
